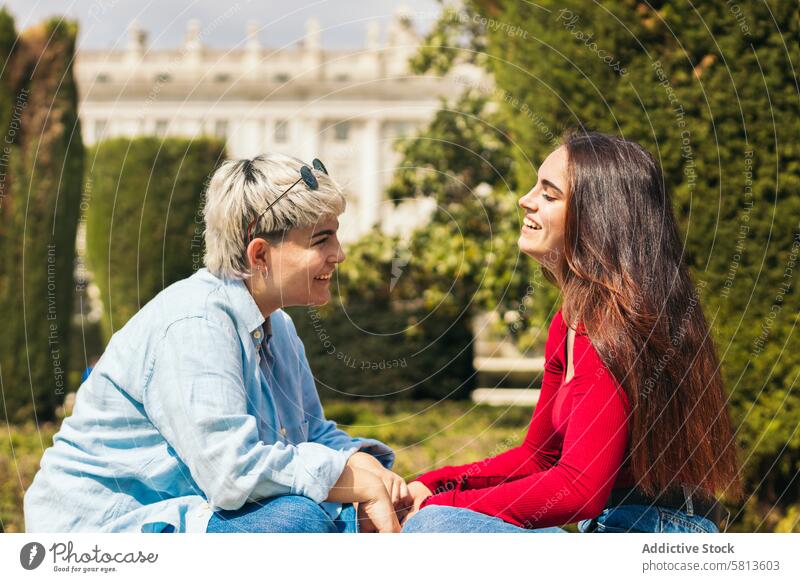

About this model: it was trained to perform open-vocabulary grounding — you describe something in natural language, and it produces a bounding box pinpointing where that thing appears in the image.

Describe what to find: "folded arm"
[419,332,630,528]
[143,316,358,511]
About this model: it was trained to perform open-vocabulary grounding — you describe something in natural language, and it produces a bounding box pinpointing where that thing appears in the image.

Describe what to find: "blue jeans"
[403,504,717,533]
[206,495,358,533]
[402,506,566,533]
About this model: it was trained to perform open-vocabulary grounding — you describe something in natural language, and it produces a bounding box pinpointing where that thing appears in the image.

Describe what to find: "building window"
[334,121,350,142]
[274,120,289,143]
[96,73,110,83]
[274,73,290,83]
[94,119,107,141]
[155,72,171,83]
[334,73,350,82]
[214,120,228,140]
[155,119,168,137]
[213,73,230,83]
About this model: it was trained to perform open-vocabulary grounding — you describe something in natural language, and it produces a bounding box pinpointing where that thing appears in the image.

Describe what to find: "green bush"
[85,136,225,339]
[0,14,84,423]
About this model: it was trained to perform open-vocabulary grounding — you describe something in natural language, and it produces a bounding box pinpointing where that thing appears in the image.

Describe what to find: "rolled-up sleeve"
[142,316,353,510]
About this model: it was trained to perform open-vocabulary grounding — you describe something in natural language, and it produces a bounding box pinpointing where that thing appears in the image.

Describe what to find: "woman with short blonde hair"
[26,153,408,533]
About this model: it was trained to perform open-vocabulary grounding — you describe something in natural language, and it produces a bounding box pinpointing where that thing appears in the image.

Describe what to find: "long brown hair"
[550,130,741,500]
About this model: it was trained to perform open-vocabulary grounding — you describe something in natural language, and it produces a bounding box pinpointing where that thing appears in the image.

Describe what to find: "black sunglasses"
[246,158,329,244]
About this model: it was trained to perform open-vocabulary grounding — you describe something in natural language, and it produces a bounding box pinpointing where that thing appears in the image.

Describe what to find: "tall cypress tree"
[0,15,83,423]
[85,136,225,340]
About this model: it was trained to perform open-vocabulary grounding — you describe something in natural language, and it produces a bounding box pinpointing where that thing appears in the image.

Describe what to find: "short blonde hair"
[203,153,346,279]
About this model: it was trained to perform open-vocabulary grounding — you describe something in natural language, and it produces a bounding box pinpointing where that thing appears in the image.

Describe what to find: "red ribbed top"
[415,310,633,529]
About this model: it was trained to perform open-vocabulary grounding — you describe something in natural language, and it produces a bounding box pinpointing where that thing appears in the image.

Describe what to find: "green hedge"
[0,13,83,423]
[85,136,225,339]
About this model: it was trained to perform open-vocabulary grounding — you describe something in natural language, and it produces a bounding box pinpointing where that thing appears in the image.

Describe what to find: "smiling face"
[518,146,569,271]
[247,216,345,311]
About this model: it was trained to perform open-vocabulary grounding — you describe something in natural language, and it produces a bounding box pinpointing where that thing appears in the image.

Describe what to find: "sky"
[1,0,443,50]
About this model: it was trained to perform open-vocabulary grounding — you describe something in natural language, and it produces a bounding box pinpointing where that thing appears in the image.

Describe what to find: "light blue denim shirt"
[24,268,393,533]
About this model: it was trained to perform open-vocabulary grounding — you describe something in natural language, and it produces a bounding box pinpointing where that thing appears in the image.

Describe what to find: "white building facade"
[75,13,475,240]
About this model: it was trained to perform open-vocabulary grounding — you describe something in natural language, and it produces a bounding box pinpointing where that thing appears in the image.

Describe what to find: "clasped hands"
[328,451,432,533]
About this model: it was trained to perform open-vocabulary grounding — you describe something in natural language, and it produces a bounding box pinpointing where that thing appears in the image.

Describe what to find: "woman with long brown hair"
[402,130,742,533]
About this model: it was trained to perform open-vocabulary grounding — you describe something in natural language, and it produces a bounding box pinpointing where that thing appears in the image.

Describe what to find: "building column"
[239,117,263,157]
[300,117,321,162]
[360,117,381,233]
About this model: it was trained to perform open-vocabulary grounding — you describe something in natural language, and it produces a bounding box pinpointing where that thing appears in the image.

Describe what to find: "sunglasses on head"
[246,158,329,244]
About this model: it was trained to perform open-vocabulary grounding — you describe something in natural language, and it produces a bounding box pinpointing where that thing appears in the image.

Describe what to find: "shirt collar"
[197,269,275,347]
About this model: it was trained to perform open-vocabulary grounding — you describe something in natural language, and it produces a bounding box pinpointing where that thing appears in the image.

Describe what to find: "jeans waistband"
[605,486,723,529]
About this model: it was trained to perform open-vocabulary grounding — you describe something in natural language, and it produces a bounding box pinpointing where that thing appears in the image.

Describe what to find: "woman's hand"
[347,452,412,517]
[354,494,400,534]
[326,457,400,533]
[379,471,412,516]
[401,480,433,525]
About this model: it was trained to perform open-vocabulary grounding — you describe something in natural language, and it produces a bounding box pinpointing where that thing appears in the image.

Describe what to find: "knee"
[267,495,337,533]
[402,506,456,533]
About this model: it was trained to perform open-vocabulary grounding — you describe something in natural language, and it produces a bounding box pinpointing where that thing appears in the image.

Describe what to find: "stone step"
[473,356,545,373]
[471,388,540,407]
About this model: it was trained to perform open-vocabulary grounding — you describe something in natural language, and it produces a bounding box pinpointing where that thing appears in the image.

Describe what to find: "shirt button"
[253,329,262,340]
